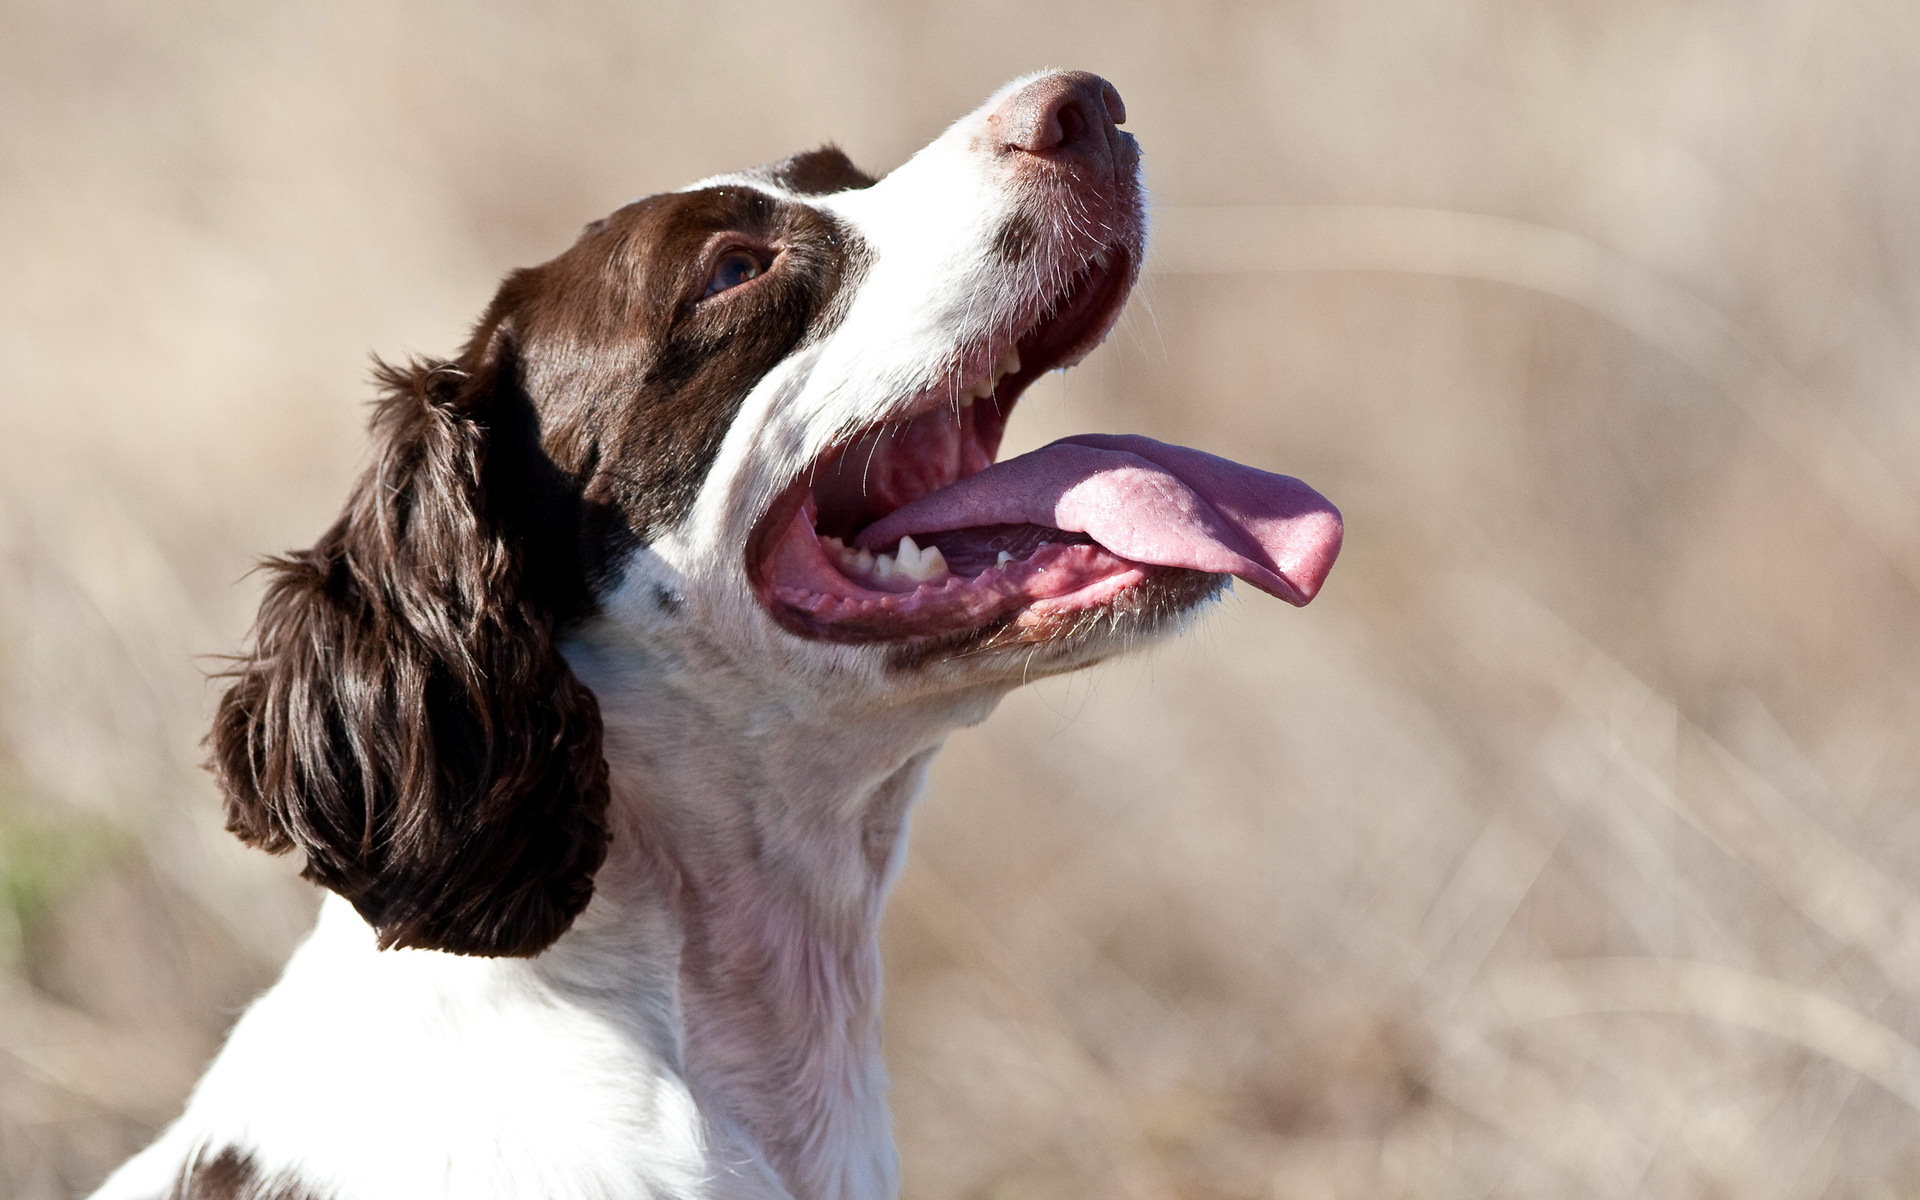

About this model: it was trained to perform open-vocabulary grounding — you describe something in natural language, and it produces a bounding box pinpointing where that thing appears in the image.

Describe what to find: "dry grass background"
[5,1,1920,1196]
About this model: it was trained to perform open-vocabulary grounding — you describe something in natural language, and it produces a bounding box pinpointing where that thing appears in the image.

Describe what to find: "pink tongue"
[853,433,1343,605]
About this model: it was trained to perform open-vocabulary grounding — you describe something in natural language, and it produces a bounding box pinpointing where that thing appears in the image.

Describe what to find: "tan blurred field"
[7,2,1920,1196]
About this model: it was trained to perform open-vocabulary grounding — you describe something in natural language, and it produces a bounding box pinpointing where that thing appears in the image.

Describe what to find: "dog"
[89,70,1342,1200]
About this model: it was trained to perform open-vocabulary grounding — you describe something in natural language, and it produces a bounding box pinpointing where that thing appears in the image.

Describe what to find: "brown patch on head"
[481,184,865,550]
[171,1147,327,1200]
[758,145,878,195]
[211,180,866,959]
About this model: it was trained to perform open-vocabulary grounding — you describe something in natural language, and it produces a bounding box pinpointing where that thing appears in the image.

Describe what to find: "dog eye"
[702,248,770,298]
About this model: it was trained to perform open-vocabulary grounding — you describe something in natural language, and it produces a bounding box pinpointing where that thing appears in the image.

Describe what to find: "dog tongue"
[854,433,1343,605]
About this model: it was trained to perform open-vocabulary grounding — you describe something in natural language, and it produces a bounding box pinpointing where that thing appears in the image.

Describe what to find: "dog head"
[210,71,1343,957]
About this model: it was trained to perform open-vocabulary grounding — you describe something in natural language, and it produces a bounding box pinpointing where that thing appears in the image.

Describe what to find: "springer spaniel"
[90,71,1342,1200]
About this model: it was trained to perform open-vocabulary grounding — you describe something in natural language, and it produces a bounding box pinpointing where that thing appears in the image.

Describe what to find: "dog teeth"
[830,540,876,575]
[890,535,948,582]
[838,536,945,584]
[958,348,1025,410]
[1092,249,1110,269]
[995,550,1014,568]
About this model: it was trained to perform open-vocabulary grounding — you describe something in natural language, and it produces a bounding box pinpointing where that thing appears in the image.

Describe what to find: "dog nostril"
[1053,101,1087,151]
[995,72,1125,157]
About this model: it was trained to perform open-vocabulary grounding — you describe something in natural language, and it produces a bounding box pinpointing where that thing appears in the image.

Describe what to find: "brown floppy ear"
[210,343,610,957]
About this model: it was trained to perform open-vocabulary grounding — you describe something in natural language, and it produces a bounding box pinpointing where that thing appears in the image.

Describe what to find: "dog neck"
[562,629,997,1200]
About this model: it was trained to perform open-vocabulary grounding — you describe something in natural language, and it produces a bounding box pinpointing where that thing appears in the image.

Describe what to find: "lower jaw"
[874,567,1229,673]
[764,563,1148,643]
[751,486,1224,646]
[766,568,1224,651]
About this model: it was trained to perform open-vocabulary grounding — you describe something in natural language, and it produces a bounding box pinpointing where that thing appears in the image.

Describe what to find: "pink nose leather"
[988,71,1129,168]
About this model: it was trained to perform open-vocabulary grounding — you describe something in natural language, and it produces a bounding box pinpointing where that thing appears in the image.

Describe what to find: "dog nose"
[990,71,1127,164]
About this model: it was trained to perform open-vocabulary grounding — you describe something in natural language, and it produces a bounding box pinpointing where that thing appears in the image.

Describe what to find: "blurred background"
[6,1,1920,1196]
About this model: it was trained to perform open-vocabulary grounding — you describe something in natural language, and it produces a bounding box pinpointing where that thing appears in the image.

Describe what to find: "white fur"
[93,75,1150,1200]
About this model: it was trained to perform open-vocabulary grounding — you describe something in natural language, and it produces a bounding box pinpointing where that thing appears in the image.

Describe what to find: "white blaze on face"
[809,90,1034,420]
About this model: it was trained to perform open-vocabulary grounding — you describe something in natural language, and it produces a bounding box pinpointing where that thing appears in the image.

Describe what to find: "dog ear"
[209,341,611,957]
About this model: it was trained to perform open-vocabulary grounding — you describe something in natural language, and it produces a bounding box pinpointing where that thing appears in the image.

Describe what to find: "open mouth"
[749,245,1344,645]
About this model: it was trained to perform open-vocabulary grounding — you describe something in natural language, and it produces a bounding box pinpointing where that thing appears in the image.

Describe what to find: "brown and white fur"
[89,71,1335,1200]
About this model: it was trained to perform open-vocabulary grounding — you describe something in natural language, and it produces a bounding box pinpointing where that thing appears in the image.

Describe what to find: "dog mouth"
[748,245,1344,646]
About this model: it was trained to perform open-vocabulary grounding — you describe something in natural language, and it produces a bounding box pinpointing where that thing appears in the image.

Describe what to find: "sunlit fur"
[93,73,1173,1200]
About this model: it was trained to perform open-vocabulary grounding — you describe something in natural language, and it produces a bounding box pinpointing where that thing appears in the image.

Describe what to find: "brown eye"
[702,248,769,298]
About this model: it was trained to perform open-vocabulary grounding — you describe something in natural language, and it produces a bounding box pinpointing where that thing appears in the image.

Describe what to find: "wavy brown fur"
[209,351,610,957]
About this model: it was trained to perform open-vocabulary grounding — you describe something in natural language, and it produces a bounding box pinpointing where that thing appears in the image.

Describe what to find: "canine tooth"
[969,375,996,400]
[995,550,1014,568]
[919,546,948,578]
[892,536,946,583]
